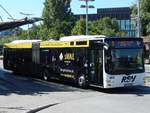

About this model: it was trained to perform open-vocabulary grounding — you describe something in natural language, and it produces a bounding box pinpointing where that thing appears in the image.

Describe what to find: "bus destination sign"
[108,40,143,48]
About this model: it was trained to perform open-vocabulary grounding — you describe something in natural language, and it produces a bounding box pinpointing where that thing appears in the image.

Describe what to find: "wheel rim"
[78,75,85,87]
[43,71,48,81]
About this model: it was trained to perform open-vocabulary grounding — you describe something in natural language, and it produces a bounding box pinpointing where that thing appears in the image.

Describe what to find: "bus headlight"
[107,76,115,83]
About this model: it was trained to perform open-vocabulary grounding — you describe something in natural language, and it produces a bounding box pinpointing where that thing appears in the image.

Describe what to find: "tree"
[29,24,41,39]
[141,0,150,36]
[147,23,150,35]
[71,16,85,35]
[43,0,72,28]
[89,17,119,37]
[0,35,19,45]
[42,0,75,39]
[38,24,49,40]
[131,0,150,36]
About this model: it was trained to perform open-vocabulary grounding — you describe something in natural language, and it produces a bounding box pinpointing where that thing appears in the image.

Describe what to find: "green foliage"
[0,28,26,44]
[140,0,150,36]
[131,4,137,17]
[131,0,150,36]
[42,0,74,39]
[0,35,19,45]
[71,16,85,35]
[89,17,119,37]
[38,24,49,40]
[146,23,150,35]
[42,0,72,28]
[29,24,41,39]
[72,17,119,37]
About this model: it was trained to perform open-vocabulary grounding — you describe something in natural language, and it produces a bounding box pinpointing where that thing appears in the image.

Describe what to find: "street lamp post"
[137,0,140,37]
[80,0,95,35]
[85,0,88,35]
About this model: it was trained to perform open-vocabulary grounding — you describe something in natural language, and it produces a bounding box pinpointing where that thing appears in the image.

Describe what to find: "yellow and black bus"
[3,36,145,88]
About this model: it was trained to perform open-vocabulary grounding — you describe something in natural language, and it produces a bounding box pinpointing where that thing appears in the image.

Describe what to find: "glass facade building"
[118,19,136,37]
[75,7,136,37]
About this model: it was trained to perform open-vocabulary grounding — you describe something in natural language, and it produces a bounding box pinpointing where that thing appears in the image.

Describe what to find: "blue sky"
[0,0,136,22]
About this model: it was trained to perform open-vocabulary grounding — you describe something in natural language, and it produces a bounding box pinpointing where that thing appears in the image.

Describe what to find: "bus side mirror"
[104,45,111,56]
[104,45,109,50]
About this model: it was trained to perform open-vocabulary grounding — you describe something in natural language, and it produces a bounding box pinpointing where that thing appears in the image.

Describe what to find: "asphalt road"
[0,60,150,113]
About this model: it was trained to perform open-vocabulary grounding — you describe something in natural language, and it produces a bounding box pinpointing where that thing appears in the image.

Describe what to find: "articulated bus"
[3,36,145,88]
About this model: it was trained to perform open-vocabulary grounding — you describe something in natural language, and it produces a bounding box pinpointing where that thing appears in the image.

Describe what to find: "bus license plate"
[124,83,133,87]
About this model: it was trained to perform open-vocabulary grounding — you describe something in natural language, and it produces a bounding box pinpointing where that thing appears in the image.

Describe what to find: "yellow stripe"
[4,43,32,48]
[40,41,89,48]
[4,40,89,49]
[40,41,70,48]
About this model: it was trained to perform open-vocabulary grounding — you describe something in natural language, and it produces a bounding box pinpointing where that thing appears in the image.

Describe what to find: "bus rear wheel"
[42,69,49,81]
[77,74,88,89]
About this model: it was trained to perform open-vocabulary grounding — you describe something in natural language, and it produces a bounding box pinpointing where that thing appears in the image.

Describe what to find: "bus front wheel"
[42,69,49,81]
[77,74,88,89]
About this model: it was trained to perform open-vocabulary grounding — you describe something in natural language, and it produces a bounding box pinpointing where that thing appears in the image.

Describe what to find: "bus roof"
[11,40,41,44]
[59,35,106,41]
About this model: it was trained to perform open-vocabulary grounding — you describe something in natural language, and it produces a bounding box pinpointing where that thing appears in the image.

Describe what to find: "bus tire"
[42,69,49,81]
[77,74,88,89]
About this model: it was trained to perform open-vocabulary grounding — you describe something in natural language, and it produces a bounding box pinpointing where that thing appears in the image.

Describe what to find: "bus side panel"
[57,48,88,82]
[40,47,88,82]
[3,48,34,76]
[13,48,33,75]
[21,49,33,75]
[3,48,12,70]
[3,48,19,71]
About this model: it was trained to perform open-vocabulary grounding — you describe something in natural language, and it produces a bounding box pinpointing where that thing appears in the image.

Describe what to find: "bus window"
[106,48,144,74]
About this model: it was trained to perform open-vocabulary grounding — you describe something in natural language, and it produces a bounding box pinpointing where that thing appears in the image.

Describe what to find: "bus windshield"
[106,48,144,74]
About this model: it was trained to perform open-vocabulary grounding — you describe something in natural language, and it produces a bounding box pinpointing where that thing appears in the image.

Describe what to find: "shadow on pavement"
[1,67,150,97]
[0,106,27,111]
[0,68,84,96]
[90,86,150,96]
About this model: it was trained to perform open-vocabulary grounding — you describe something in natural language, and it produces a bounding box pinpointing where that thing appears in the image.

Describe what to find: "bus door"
[32,42,40,74]
[89,50,103,85]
